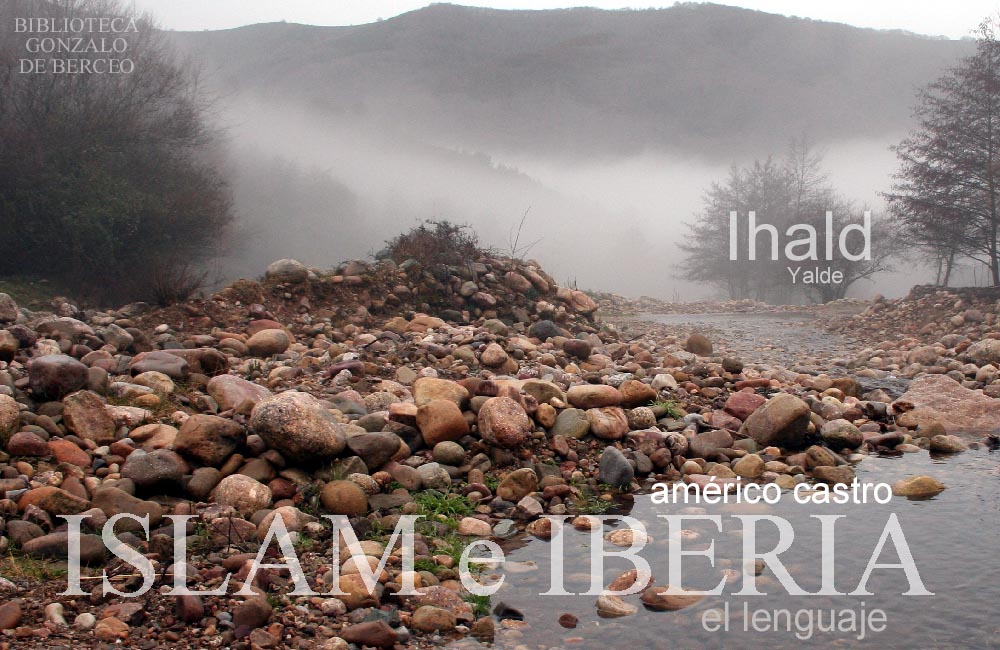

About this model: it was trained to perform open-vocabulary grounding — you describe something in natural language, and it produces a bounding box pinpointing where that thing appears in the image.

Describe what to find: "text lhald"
[730,211,871,261]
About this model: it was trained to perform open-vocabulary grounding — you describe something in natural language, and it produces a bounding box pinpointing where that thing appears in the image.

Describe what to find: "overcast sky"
[130,0,996,39]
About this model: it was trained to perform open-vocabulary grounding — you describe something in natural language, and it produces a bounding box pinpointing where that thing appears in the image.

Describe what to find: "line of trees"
[0,0,232,303]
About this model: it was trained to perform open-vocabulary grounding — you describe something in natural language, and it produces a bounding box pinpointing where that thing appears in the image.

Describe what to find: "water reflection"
[452,449,999,650]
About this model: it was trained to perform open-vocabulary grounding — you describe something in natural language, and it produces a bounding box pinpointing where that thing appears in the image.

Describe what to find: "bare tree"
[887,18,1000,286]
[679,139,892,303]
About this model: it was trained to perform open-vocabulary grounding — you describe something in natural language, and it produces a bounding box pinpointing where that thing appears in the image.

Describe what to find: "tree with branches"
[887,18,1000,286]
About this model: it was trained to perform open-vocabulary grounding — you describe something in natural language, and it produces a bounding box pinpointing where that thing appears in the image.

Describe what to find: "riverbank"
[0,260,997,649]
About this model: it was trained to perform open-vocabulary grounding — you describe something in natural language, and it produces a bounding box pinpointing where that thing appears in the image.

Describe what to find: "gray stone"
[598,446,634,487]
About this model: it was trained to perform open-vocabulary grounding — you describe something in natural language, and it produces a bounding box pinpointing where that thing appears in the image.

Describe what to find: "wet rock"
[586,407,628,440]
[892,475,945,498]
[929,434,968,453]
[173,414,245,466]
[820,419,863,448]
[416,399,469,447]
[478,397,532,448]
[28,354,88,399]
[596,594,637,617]
[320,480,369,516]
[412,605,457,632]
[892,374,1000,434]
[739,393,811,448]
[212,474,272,515]
[558,613,579,628]
[811,465,855,485]
[250,391,347,464]
[497,467,537,502]
[598,446,634,487]
[640,585,704,611]
[457,517,492,536]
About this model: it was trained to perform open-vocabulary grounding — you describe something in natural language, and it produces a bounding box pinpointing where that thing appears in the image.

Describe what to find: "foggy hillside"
[168,3,973,299]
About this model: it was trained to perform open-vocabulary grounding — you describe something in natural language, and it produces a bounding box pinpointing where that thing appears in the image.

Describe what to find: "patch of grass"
[413,491,474,525]
[465,593,492,618]
[571,489,613,515]
[413,558,439,574]
[2,549,69,582]
[651,399,684,419]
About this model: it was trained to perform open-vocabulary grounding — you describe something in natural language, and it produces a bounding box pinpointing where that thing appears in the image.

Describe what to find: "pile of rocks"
[0,264,993,648]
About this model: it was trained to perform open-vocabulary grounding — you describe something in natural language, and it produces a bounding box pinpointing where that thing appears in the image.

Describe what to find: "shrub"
[383,219,482,268]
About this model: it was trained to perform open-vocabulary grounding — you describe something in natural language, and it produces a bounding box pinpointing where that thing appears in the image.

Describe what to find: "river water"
[448,312,1000,650]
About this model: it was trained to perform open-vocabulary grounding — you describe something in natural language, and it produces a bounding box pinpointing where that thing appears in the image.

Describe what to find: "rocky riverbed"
[0,259,997,649]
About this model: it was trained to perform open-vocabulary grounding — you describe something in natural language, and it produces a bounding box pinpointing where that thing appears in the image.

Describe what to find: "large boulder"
[62,390,115,444]
[477,397,532,448]
[247,329,290,357]
[172,414,245,466]
[265,259,309,283]
[212,474,272,515]
[207,375,273,412]
[738,393,812,448]
[892,374,1000,434]
[966,338,1000,366]
[249,391,347,463]
[28,355,88,399]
